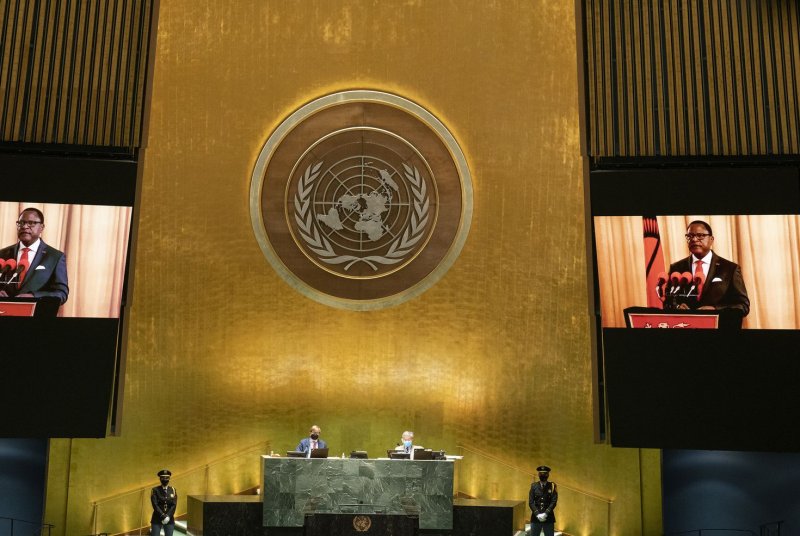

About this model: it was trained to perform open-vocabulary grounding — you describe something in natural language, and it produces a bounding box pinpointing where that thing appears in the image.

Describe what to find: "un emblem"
[352,515,372,532]
[250,91,472,310]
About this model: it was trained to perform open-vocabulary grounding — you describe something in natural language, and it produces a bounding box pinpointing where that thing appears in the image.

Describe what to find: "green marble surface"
[262,457,453,529]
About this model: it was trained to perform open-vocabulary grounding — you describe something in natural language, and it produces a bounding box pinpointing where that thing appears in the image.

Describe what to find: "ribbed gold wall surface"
[43,2,660,535]
[0,0,154,150]
[585,0,800,156]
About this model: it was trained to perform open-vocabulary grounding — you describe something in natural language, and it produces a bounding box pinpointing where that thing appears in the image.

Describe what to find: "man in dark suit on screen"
[0,207,69,305]
[670,220,748,322]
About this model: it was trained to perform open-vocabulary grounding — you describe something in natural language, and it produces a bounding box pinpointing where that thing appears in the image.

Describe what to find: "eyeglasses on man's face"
[16,220,43,229]
[685,233,711,241]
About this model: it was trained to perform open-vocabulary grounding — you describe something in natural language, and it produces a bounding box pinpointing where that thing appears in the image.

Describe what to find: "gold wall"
[45,1,660,535]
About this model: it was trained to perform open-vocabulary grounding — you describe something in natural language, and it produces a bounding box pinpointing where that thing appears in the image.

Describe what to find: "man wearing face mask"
[150,469,177,536]
[296,425,327,457]
[394,431,423,459]
[529,465,557,536]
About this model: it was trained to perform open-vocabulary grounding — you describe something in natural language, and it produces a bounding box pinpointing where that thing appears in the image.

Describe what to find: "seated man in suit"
[296,425,327,457]
[670,220,749,320]
[394,431,425,459]
[0,208,69,305]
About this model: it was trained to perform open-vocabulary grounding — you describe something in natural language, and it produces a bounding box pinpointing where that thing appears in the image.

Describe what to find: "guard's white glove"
[536,513,547,522]
[162,516,170,524]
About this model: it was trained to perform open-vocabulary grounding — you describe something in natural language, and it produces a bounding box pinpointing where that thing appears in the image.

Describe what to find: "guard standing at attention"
[150,469,177,536]
[529,465,558,536]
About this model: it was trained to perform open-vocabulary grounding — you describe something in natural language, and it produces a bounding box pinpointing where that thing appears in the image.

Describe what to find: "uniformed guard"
[528,465,558,536]
[150,469,177,536]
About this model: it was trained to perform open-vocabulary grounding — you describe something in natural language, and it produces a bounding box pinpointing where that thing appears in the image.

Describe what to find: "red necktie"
[19,247,30,283]
[694,259,703,298]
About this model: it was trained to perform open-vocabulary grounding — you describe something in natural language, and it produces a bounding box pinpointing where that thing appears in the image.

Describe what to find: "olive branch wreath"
[293,161,430,271]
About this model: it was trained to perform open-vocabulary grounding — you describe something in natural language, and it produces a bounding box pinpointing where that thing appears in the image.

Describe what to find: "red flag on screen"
[643,216,666,308]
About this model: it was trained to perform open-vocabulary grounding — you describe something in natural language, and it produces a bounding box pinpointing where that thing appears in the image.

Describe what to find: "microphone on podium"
[680,272,692,296]
[655,272,668,300]
[687,273,705,297]
[0,259,17,284]
[5,262,26,286]
[668,272,682,295]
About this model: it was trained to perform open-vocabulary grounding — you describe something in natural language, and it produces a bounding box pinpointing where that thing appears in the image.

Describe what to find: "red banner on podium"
[625,311,719,329]
[0,301,37,317]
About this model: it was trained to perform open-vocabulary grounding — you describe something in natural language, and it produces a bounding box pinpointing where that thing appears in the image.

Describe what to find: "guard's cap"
[157,469,172,477]
[536,465,551,472]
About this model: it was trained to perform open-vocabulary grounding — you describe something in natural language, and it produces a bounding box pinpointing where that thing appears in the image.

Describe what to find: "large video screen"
[594,214,800,329]
[590,165,800,451]
[0,153,138,437]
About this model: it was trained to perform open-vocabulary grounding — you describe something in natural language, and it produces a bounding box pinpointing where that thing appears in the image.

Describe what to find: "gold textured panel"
[585,0,800,157]
[45,1,659,535]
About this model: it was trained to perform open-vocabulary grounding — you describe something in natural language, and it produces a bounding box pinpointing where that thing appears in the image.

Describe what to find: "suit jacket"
[150,485,177,524]
[296,437,328,454]
[529,480,558,525]
[0,240,69,304]
[669,252,749,317]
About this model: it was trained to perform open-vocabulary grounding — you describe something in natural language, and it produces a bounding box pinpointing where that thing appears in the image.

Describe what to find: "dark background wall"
[663,449,800,534]
[0,439,48,531]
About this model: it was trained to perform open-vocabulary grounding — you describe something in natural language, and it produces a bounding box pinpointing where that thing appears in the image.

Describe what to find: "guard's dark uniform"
[150,484,177,535]
[529,480,558,535]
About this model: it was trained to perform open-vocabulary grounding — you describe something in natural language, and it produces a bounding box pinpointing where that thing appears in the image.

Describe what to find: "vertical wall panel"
[0,0,154,152]
[584,0,800,157]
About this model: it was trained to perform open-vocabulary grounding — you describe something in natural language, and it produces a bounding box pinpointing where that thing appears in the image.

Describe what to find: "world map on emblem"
[317,169,395,241]
[289,148,434,277]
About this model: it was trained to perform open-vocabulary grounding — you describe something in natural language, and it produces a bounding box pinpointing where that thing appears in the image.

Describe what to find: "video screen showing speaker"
[594,213,800,330]
[0,153,138,437]
[590,164,800,451]
[0,202,132,318]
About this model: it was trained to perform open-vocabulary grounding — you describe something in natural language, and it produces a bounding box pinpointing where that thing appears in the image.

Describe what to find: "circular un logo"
[352,515,372,532]
[250,91,472,310]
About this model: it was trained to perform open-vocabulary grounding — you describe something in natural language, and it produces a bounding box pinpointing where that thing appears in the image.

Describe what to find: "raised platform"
[453,498,527,535]
[262,456,454,530]
[187,495,264,536]
[187,494,526,536]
